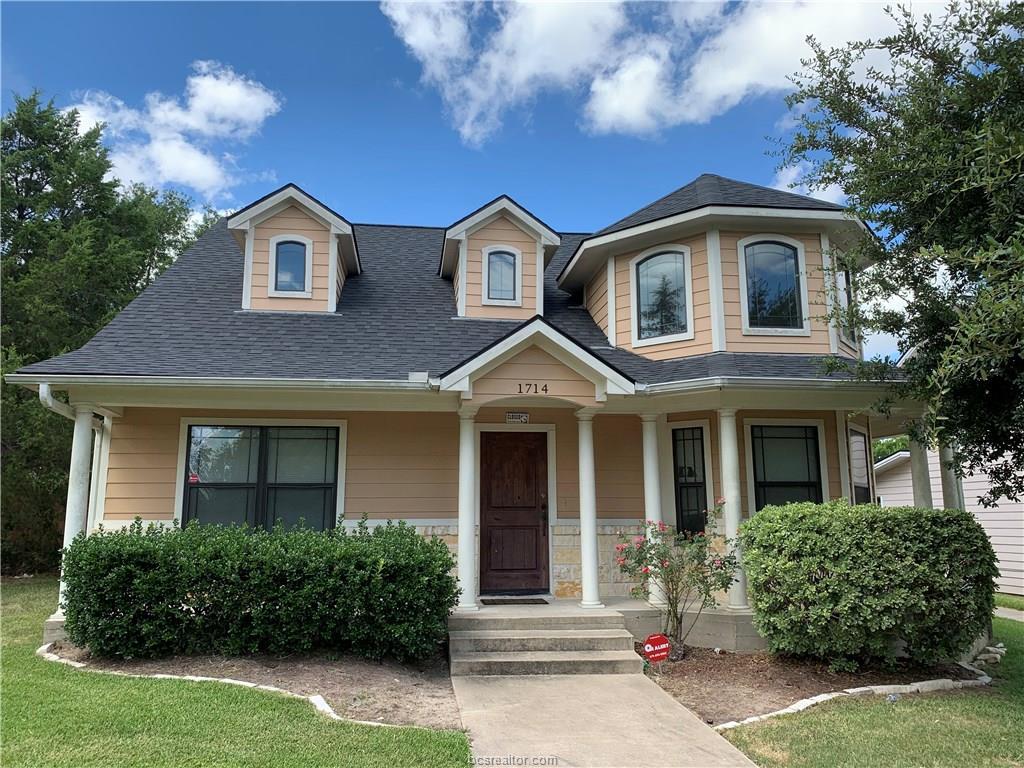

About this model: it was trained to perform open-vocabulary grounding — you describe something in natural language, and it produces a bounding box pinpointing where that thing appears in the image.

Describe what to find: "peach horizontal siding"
[471,347,597,407]
[721,231,832,353]
[612,233,714,360]
[465,215,538,320]
[586,263,609,336]
[250,205,331,312]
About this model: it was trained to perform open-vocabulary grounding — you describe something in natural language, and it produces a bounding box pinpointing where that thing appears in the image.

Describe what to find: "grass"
[726,617,1024,768]
[996,593,1024,612]
[0,576,470,768]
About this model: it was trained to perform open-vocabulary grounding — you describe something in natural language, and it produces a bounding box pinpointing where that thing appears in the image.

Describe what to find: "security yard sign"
[642,633,671,663]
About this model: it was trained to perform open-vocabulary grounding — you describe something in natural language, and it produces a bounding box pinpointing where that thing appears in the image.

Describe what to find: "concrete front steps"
[448,608,643,676]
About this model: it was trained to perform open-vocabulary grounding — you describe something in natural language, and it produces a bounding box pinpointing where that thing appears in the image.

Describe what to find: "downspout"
[39,383,102,430]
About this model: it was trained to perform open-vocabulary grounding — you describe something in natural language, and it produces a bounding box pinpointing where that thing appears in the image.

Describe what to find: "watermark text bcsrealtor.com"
[470,755,558,767]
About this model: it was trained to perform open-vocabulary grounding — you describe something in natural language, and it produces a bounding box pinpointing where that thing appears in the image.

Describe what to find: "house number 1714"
[517,382,549,394]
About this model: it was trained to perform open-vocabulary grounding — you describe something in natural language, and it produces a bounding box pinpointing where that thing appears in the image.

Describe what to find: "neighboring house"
[875,450,1024,596]
[12,173,941,651]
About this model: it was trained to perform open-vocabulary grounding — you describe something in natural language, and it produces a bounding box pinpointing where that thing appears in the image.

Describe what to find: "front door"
[480,431,549,593]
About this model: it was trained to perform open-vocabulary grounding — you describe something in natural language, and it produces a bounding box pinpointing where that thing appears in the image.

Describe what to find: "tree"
[641,274,684,337]
[873,435,909,463]
[779,0,1023,503]
[1,92,203,572]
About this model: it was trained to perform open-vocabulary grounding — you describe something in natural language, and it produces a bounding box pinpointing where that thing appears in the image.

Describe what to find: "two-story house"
[13,174,947,652]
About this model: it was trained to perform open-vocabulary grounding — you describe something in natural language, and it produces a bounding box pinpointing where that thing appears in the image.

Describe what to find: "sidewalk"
[452,673,755,768]
[995,606,1024,622]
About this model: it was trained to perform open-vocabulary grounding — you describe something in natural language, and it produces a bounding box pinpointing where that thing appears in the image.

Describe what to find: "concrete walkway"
[452,674,755,768]
[995,606,1024,622]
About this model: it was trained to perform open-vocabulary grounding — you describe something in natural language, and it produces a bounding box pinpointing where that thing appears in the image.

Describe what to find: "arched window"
[487,250,516,301]
[269,235,313,297]
[742,240,802,329]
[636,251,688,340]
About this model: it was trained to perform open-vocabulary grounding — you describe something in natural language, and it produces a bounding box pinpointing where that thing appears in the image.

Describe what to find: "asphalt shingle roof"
[18,176,857,386]
[594,173,844,236]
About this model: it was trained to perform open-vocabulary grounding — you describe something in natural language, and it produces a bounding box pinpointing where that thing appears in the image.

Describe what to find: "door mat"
[480,598,549,605]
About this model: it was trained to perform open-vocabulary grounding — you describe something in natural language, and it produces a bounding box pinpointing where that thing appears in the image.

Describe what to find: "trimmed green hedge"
[740,501,997,669]
[62,521,458,661]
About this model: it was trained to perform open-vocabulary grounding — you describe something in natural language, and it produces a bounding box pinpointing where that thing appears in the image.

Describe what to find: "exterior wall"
[551,524,645,599]
[464,214,539,320]
[250,205,333,312]
[721,231,832,353]
[876,452,1024,595]
[471,347,598,407]
[585,262,609,338]
[612,233,713,360]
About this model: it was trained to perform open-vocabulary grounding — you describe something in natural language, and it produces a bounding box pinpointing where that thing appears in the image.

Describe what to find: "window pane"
[745,242,801,329]
[188,426,259,483]
[850,430,870,502]
[187,486,256,527]
[638,252,687,339]
[267,487,332,531]
[751,425,823,510]
[759,484,820,507]
[673,427,706,534]
[266,427,337,483]
[487,251,516,301]
[275,241,307,292]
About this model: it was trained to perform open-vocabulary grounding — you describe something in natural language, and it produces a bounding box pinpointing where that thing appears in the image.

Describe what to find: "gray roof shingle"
[17,176,857,387]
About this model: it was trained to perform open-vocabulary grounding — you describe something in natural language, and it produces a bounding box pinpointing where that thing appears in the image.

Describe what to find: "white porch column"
[717,408,748,610]
[456,410,479,611]
[909,438,934,509]
[938,443,964,510]
[577,412,603,608]
[640,414,666,606]
[57,405,96,609]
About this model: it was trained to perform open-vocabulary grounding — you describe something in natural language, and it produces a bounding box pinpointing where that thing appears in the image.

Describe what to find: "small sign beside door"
[505,412,529,424]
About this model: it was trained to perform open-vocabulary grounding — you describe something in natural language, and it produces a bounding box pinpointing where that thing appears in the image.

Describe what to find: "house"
[875,449,1024,596]
[10,174,959,659]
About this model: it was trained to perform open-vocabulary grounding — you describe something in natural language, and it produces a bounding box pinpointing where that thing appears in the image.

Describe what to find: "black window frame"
[486,249,517,302]
[274,240,308,293]
[672,426,708,535]
[743,240,803,330]
[750,424,824,511]
[636,250,688,340]
[182,424,339,531]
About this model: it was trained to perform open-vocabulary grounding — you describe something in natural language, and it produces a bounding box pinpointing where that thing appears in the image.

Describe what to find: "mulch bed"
[647,645,979,725]
[50,641,461,730]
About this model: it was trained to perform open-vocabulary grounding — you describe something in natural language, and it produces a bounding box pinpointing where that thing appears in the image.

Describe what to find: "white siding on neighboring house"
[875,450,1024,596]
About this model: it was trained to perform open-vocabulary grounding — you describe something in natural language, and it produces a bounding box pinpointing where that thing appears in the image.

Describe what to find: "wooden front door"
[480,431,549,593]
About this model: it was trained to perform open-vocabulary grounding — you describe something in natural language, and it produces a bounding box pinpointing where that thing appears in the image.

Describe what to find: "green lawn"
[726,617,1024,768]
[1,576,470,768]
[996,593,1024,612]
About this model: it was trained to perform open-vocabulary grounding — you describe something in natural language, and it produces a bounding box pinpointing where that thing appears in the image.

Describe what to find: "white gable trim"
[445,197,559,247]
[438,319,634,398]
[227,186,352,235]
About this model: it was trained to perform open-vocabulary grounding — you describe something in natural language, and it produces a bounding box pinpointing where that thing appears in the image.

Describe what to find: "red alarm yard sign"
[642,633,671,663]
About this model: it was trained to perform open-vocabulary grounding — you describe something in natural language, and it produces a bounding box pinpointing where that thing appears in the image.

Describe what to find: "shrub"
[61,520,458,661]
[740,501,998,669]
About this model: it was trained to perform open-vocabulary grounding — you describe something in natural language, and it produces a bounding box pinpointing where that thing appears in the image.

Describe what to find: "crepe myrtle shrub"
[739,501,997,671]
[615,503,738,655]
[61,519,458,661]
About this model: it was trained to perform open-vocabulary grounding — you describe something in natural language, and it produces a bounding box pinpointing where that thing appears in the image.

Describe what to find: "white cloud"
[69,61,281,199]
[772,160,846,205]
[382,0,943,145]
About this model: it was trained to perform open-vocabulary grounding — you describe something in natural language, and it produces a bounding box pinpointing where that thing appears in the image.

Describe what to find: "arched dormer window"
[737,235,810,335]
[630,246,694,347]
[269,234,313,298]
[481,245,522,306]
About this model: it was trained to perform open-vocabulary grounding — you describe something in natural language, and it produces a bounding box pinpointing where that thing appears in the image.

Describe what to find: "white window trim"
[736,234,812,337]
[480,244,523,307]
[173,416,348,527]
[629,244,695,348]
[475,422,557,593]
[744,418,829,516]
[665,418,716,533]
[268,234,314,299]
[837,268,859,347]
[848,422,873,503]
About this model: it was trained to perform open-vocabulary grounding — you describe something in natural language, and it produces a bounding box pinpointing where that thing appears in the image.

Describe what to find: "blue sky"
[3,1,925,356]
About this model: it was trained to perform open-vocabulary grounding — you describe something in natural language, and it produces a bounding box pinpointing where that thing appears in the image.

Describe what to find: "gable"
[472,346,597,406]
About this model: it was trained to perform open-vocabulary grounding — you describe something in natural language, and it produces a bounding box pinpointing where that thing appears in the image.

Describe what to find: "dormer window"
[629,245,694,347]
[738,235,810,336]
[269,234,313,298]
[481,245,522,306]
